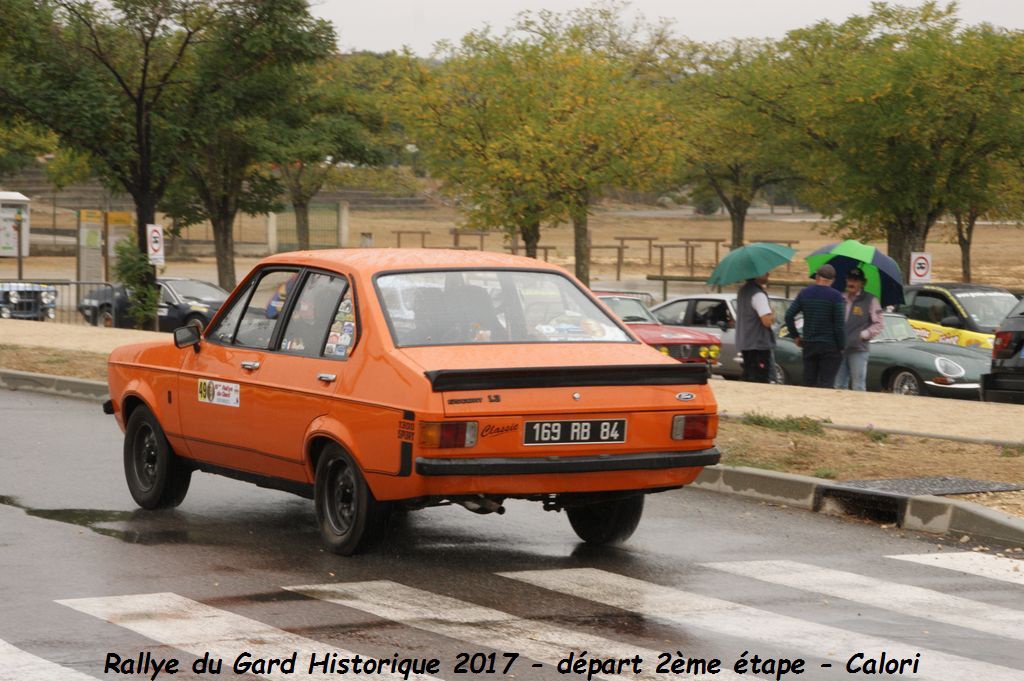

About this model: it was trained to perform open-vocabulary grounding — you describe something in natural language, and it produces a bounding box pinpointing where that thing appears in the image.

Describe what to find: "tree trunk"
[954,210,977,283]
[729,196,749,248]
[520,218,541,259]
[294,198,311,251]
[570,193,590,286]
[211,213,237,290]
[132,194,160,330]
[886,217,929,284]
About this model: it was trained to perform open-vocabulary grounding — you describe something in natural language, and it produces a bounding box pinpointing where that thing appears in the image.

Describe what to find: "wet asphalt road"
[1,390,1022,680]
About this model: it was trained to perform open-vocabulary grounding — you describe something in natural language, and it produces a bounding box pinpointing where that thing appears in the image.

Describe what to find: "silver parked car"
[650,293,790,379]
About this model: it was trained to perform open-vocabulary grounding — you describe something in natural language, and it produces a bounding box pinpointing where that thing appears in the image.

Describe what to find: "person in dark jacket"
[835,268,883,391]
[736,272,776,382]
[784,263,846,388]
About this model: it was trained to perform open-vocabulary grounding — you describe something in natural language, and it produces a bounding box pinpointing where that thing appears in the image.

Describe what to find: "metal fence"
[0,279,118,327]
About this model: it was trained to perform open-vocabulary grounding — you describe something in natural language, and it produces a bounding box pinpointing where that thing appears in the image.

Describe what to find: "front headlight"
[8,290,19,304]
[41,290,56,305]
[708,345,720,359]
[935,356,965,378]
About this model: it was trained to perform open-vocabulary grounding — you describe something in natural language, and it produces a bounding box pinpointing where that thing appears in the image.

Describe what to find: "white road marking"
[286,580,743,680]
[57,592,442,681]
[501,568,1024,681]
[0,639,96,681]
[704,559,1024,641]
[889,552,1024,586]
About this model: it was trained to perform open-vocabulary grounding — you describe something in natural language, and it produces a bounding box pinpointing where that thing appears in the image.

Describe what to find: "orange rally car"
[104,250,719,554]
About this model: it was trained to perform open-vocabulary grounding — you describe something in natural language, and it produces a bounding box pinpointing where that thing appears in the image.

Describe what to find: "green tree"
[670,40,797,247]
[402,5,678,284]
[0,118,53,179]
[270,53,392,252]
[741,3,1024,279]
[0,0,333,292]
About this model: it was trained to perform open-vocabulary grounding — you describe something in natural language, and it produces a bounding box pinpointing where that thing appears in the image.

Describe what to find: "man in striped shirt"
[784,263,846,388]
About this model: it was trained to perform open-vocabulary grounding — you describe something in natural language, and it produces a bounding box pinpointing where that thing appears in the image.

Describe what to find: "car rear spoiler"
[424,364,708,392]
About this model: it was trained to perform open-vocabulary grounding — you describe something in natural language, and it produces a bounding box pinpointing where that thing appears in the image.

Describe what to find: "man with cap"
[784,263,846,388]
[835,267,883,391]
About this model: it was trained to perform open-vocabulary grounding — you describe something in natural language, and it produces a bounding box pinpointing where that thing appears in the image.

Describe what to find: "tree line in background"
[2,0,1023,306]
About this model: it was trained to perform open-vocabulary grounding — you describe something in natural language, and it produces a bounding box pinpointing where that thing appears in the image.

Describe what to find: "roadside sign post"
[910,252,932,284]
[147,224,165,267]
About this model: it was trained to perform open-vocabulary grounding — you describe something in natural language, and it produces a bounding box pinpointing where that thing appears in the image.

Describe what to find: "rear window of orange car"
[376,270,631,347]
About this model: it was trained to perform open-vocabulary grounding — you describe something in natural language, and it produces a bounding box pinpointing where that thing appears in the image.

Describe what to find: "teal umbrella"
[707,242,797,286]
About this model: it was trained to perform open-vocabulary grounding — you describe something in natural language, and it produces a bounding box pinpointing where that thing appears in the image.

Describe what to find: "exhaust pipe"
[457,495,505,515]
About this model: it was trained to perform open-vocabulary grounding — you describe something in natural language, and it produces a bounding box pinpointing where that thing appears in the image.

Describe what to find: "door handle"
[241,361,260,370]
[317,373,337,383]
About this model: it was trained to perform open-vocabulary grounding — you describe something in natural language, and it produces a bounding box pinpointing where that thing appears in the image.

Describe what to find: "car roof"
[656,292,789,304]
[259,249,564,276]
[906,282,1011,292]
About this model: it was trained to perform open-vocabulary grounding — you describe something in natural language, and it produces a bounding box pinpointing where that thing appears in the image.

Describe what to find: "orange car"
[105,250,719,554]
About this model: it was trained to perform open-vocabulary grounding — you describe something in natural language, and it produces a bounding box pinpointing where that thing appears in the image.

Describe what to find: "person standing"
[784,263,845,388]
[835,268,883,391]
[736,273,775,382]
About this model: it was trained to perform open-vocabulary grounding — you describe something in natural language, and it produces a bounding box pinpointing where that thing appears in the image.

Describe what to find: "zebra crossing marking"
[57,592,443,681]
[500,567,1024,681]
[889,552,1024,586]
[704,559,1024,641]
[0,638,96,681]
[286,580,744,680]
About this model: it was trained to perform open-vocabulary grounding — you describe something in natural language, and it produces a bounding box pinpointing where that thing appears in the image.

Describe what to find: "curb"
[3,370,1023,548]
[693,465,1024,548]
[0,369,107,401]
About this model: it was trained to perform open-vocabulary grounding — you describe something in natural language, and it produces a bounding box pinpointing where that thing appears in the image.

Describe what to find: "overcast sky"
[309,1,1024,55]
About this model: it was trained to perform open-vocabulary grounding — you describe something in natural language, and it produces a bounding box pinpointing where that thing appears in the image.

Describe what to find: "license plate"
[524,419,626,445]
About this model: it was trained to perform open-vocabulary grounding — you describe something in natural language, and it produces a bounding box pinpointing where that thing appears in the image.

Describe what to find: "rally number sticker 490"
[197,379,240,407]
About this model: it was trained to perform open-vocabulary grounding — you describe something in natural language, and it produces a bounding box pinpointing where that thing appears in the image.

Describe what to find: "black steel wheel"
[123,406,191,509]
[314,444,389,555]
[889,369,922,396]
[566,494,645,545]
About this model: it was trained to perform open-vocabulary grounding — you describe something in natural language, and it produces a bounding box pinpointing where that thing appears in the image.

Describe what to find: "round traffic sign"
[912,255,930,277]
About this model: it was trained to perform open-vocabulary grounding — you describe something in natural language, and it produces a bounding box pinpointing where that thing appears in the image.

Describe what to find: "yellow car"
[900,283,1018,349]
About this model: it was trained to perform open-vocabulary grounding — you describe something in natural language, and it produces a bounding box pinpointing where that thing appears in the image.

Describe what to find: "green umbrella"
[805,239,905,307]
[707,242,797,286]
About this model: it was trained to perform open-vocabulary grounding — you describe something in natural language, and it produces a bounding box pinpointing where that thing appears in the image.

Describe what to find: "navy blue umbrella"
[806,240,905,308]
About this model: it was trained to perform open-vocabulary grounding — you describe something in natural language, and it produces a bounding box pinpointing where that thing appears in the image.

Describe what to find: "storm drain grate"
[836,476,1024,497]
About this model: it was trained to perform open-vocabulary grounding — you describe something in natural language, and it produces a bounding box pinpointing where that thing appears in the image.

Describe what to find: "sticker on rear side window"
[197,379,240,407]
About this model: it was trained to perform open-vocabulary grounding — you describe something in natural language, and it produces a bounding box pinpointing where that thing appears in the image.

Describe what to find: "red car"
[598,295,721,366]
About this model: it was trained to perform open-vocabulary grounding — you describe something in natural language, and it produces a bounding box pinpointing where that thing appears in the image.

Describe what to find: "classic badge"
[675,392,696,401]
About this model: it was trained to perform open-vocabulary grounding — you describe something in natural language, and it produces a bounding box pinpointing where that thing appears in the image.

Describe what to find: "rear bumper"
[981,373,1024,404]
[416,447,720,476]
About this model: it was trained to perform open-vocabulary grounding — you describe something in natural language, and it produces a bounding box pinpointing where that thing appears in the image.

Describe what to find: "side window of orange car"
[323,288,358,359]
[279,273,348,357]
[233,271,301,349]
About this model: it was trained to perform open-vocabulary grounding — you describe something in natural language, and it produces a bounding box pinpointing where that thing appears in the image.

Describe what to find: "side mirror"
[716,320,729,331]
[174,323,202,351]
[939,315,962,329]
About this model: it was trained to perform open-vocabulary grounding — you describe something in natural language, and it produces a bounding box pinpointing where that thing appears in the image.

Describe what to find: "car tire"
[771,363,788,385]
[98,305,114,328]
[566,494,644,545]
[889,369,923,396]
[123,406,192,509]
[314,444,390,555]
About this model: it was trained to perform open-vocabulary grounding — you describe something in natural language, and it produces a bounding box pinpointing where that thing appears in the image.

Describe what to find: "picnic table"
[450,228,491,250]
[392,230,431,248]
[589,244,628,280]
[503,244,556,262]
[612,236,658,264]
[679,237,728,265]
[653,243,700,277]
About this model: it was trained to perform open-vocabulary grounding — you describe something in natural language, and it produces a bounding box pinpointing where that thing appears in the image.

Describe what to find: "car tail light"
[671,414,718,440]
[993,331,1015,359]
[419,421,478,448]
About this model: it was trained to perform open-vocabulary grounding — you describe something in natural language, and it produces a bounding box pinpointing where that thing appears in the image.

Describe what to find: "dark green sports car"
[773,313,989,398]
